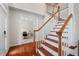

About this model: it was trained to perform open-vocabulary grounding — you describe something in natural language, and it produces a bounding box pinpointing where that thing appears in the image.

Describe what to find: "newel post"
[33,30,36,55]
[56,32,62,56]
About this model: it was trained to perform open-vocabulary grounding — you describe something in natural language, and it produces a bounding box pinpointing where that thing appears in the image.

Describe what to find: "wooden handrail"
[34,6,68,32]
[56,14,72,56]
[57,14,72,34]
[33,7,59,55]
[33,5,70,56]
[34,10,58,32]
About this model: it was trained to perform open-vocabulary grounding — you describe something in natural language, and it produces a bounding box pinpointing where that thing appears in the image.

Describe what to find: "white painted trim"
[45,39,58,48]
[37,49,45,56]
[0,4,8,14]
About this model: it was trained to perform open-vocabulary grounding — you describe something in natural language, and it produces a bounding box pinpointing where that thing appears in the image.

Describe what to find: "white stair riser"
[53,29,68,31]
[37,49,45,56]
[49,32,68,37]
[45,39,72,52]
[41,44,58,56]
[54,26,68,29]
[49,32,57,35]
[57,23,64,25]
[47,36,58,41]
[56,22,64,24]
[55,26,63,28]
[46,37,69,45]
[47,35,68,39]
[45,39,58,48]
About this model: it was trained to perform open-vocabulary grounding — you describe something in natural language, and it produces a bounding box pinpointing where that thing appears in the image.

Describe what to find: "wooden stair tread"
[57,21,64,23]
[46,38,58,43]
[42,42,58,53]
[69,45,77,49]
[38,47,53,56]
[46,38,64,45]
[58,20,64,21]
[53,28,61,29]
[50,31,58,32]
[55,25,62,26]
[53,27,68,29]
[35,52,41,56]
[57,23,64,25]
[50,31,68,33]
[67,54,75,56]
[57,21,64,22]
[48,34,58,37]
[48,34,68,39]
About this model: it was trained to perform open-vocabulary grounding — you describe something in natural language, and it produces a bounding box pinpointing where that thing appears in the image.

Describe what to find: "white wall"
[9,7,44,46]
[68,3,78,56]
[74,4,79,41]
[9,3,47,16]
[74,4,79,55]
[60,8,68,19]
[0,3,9,55]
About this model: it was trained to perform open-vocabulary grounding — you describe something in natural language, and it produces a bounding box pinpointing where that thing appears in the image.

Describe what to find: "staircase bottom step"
[38,47,53,56]
[67,54,75,56]
[35,52,41,56]
[43,42,58,53]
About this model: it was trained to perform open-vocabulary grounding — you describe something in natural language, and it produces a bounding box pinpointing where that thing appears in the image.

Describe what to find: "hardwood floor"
[6,42,36,56]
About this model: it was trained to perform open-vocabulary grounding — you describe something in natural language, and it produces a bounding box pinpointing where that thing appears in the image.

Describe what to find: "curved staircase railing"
[33,5,72,56]
[33,6,59,55]
[56,14,72,56]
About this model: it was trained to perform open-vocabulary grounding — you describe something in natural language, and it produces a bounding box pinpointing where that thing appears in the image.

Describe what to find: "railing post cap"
[56,31,62,35]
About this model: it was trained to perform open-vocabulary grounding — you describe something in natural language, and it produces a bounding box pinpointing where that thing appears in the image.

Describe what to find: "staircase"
[36,19,66,56]
[34,5,77,56]
[35,16,77,56]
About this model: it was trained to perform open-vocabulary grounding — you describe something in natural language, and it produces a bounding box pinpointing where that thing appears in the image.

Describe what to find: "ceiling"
[8,3,47,16]
[46,3,68,10]
[8,3,69,16]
